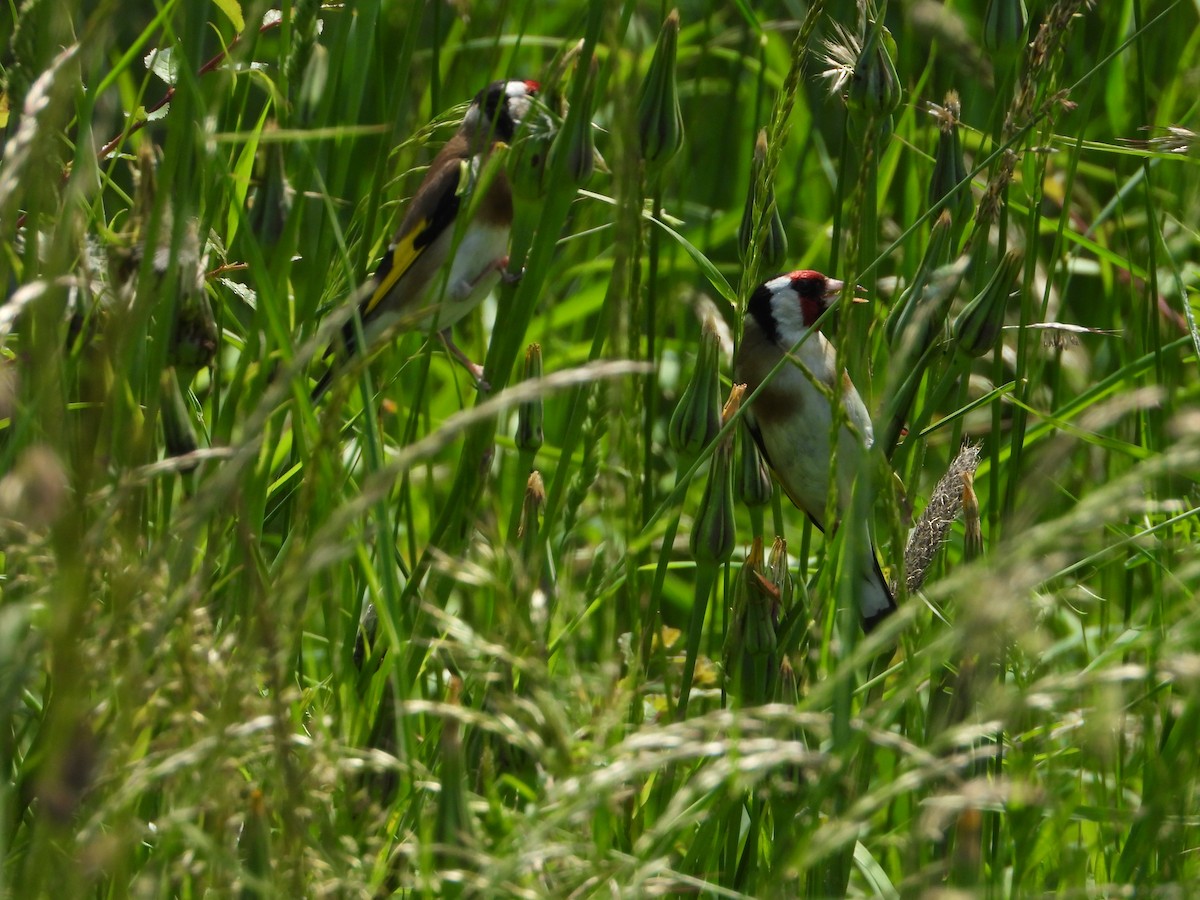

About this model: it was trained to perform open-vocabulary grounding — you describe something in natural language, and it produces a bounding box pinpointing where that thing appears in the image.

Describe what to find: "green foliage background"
[1,0,1199,895]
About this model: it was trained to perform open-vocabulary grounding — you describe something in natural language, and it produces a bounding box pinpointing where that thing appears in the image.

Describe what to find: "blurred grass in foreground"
[1,0,1199,895]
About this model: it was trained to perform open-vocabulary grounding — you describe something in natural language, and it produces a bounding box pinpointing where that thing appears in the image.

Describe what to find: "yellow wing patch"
[363,223,428,317]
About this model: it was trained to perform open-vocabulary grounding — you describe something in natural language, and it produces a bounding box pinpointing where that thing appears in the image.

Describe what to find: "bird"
[734,270,897,632]
[312,79,540,399]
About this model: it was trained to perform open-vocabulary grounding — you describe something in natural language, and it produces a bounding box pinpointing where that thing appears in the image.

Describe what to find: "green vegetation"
[2,0,1198,895]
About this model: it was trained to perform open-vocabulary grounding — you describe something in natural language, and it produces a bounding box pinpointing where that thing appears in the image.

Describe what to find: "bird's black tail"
[309,312,361,402]
[310,365,336,401]
[860,550,897,633]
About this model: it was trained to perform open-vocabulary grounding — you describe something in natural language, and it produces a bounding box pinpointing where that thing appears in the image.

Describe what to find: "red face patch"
[800,296,824,329]
[790,271,830,329]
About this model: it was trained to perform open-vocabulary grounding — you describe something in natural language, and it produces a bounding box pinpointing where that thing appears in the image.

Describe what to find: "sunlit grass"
[1,0,1199,895]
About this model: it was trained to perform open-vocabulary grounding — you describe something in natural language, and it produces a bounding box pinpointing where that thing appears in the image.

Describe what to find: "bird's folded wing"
[363,160,464,318]
[743,411,827,533]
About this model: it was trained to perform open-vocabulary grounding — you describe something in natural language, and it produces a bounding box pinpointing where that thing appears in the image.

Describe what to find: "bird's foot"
[440,329,491,392]
[498,255,524,285]
[467,362,491,393]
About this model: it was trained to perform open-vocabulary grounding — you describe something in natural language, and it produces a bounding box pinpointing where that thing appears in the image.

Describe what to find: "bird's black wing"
[354,159,465,339]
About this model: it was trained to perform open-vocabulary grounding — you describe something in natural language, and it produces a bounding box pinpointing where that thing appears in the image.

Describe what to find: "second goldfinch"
[313,79,539,398]
[735,270,897,632]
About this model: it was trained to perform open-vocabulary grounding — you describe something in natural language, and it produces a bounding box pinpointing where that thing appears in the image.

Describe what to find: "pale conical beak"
[822,279,869,303]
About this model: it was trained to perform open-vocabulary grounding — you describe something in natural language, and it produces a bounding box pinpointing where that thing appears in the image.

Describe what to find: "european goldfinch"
[735,270,896,632]
[313,79,539,398]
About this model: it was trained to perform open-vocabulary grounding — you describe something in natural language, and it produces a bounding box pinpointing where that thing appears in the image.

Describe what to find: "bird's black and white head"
[746,270,853,347]
[464,79,540,146]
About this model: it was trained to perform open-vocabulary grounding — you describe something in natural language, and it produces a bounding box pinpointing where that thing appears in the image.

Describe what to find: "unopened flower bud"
[742,538,780,657]
[543,40,585,112]
[668,322,721,459]
[846,23,901,117]
[434,678,476,856]
[738,129,788,271]
[518,470,546,564]
[726,537,780,705]
[238,789,273,889]
[743,569,780,658]
[691,449,734,563]
[546,60,597,188]
[928,91,971,223]
[689,385,743,565]
[954,249,1022,357]
[884,209,955,346]
[735,422,773,508]
[767,535,794,612]
[509,97,557,201]
[515,343,544,451]
[726,539,760,649]
[637,9,684,175]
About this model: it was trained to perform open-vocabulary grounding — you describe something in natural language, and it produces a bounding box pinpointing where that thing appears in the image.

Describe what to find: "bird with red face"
[734,270,896,632]
[313,79,540,398]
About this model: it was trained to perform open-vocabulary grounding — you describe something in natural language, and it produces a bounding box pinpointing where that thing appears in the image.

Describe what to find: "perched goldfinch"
[735,270,896,632]
[313,79,539,398]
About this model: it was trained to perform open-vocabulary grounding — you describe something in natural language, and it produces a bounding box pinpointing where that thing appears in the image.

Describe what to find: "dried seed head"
[905,442,982,591]
[975,149,1018,233]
